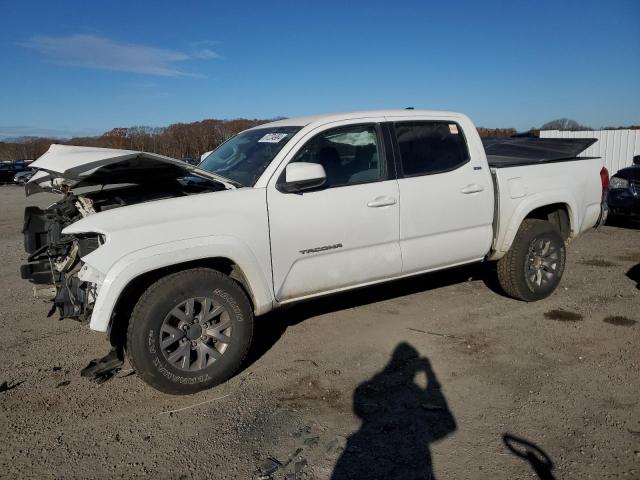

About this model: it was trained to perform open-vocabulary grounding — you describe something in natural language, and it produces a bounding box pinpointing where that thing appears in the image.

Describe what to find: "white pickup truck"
[21,109,608,393]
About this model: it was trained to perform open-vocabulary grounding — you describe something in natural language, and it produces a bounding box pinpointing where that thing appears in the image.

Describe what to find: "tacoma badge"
[299,243,343,255]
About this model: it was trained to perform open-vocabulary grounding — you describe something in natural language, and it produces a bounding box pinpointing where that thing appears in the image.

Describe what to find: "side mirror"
[633,155,640,165]
[277,162,327,193]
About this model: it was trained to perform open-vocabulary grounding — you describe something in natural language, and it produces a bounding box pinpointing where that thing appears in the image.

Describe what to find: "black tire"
[497,219,566,302]
[126,268,253,394]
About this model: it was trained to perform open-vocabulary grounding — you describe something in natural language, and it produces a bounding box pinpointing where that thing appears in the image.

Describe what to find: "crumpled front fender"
[83,235,274,332]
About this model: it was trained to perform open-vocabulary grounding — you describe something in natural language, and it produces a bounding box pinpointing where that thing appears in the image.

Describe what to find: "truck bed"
[489,154,605,259]
[483,137,597,168]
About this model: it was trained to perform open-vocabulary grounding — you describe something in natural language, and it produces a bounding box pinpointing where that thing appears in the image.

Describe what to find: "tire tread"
[126,268,253,394]
[496,219,564,302]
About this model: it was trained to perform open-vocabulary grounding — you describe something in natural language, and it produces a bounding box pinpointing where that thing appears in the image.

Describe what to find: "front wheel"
[497,219,566,301]
[126,268,253,394]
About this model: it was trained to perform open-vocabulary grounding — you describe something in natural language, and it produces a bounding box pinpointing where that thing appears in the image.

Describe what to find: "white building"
[540,129,639,175]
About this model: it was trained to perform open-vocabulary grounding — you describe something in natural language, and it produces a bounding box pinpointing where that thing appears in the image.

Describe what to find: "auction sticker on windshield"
[258,133,289,143]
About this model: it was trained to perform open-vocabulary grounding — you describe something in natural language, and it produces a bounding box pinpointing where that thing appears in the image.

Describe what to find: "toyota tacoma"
[20,110,608,394]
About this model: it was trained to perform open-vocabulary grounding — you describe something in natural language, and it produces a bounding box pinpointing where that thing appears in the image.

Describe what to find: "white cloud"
[189,40,223,60]
[191,48,221,60]
[21,34,220,77]
[191,48,222,60]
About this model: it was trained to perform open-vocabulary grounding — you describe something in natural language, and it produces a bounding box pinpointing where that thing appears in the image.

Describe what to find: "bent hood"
[26,144,234,196]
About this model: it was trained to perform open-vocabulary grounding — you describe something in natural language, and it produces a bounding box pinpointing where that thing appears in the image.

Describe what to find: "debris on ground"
[407,327,465,340]
[294,359,319,368]
[80,347,124,383]
[255,457,282,479]
[292,425,311,438]
[255,447,307,479]
[303,436,320,447]
[0,380,24,393]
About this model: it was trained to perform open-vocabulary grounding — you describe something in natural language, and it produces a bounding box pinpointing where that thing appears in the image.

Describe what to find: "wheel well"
[524,203,571,240]
[108,257,254,348]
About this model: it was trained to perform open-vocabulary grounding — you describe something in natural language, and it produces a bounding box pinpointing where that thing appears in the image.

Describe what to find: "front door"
[267,121,402,302]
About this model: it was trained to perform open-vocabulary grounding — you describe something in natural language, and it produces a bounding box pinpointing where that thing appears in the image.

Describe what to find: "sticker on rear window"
[258,133,289,143]
[449,124,459,134]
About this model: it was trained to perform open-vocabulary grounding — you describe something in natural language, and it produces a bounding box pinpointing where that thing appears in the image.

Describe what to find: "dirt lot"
[0,185,638,479]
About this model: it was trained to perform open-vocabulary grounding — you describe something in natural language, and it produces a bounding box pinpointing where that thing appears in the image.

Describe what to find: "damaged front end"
[20,143,230,323]
[21,191,103,321]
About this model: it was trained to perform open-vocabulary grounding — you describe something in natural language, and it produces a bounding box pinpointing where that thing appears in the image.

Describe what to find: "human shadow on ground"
[503,434,556,480]
[330,342,456,480]
[626,263,640,289]
[243,263,503,371]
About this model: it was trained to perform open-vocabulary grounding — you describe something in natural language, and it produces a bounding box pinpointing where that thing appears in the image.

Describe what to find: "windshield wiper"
[186,166,243,189]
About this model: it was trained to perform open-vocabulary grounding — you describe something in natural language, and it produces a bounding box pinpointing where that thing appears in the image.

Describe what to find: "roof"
[251,109,465,129]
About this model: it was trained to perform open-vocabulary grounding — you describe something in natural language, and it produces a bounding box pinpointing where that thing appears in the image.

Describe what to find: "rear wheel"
[126,268,253,394]
[497,219,566,301]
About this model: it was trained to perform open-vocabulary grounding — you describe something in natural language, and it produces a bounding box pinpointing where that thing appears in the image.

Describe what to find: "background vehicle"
[14,168,35,184]
[20,110,607,394]
[0,160,31,183]
[608,155,640,219]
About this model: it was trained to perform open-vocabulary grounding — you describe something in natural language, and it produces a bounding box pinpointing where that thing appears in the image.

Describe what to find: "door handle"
[460,184,485,194]
[367,196,397,208]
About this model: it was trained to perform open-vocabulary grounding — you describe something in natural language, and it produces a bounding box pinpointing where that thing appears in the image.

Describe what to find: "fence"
[540,129,639,174]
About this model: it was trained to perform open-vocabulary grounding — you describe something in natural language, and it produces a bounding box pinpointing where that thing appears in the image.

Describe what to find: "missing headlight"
[77,235,102,257]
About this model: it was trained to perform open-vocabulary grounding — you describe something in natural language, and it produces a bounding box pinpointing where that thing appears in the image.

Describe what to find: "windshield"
[199,126,301,186]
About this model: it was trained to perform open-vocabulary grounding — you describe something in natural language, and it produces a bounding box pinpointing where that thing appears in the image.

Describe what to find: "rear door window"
[394,121,469,177]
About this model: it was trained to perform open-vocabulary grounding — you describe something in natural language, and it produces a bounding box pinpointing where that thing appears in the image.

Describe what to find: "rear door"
[267,120,402,301]
[390,119,494,273]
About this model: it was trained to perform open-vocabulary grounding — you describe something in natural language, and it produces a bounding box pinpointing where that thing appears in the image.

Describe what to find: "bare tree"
[540,118,591,131]
[0,116,270,161]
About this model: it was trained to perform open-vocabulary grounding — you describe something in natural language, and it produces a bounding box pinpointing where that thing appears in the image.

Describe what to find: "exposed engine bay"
[21,178,223,322]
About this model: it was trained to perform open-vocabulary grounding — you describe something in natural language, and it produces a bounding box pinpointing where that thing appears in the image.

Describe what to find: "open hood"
[26,144,235,196]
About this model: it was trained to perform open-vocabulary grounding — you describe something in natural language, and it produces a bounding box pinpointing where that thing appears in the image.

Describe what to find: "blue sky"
[1,0,638,138]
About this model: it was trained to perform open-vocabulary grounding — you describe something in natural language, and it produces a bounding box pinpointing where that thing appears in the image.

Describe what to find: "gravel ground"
[0,184,638,479]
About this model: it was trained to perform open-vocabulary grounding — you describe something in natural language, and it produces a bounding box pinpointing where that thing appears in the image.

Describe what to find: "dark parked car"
[0,160,31,183]
[608,155,640,218]
[0,162,18,183]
